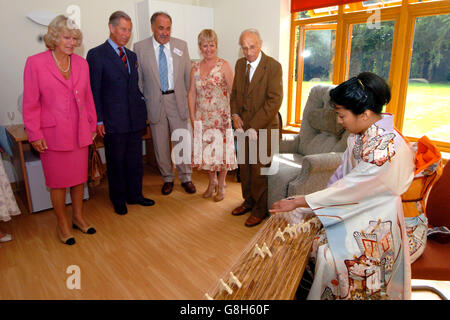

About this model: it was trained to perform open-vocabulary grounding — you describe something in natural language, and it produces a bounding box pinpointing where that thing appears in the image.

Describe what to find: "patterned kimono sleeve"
[306,135,414,212]
[326,147,350,187]
[306,160,389,211]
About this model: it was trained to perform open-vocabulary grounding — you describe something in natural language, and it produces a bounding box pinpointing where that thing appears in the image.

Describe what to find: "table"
[6,124,158,213]
[6,124,33,213]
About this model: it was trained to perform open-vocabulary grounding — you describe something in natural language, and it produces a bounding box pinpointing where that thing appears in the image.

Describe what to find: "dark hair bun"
[330,72,391,115]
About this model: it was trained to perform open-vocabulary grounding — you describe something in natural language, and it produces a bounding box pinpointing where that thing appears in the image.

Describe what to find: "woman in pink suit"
[23,15,97,245]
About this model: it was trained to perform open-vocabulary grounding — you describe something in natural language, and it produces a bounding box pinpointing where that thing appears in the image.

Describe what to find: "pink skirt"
[40,147,88,188]
[39,76,90,189]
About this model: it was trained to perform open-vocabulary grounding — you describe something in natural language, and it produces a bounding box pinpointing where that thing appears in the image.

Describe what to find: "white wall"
[0,0,289,127]
[211,0,291,123]
[278,0,292,123]
[0,0,212,181]
[0,0,213,128]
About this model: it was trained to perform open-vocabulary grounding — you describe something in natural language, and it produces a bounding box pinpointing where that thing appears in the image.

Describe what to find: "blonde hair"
[44,15,82,50]
[198,29,218,48]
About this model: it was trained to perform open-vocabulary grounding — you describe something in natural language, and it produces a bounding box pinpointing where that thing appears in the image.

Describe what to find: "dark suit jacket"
[230,51,283,132]
[86,41,147,134]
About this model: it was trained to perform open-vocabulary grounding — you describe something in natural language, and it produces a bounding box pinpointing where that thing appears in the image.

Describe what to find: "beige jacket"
[134,36,191,124]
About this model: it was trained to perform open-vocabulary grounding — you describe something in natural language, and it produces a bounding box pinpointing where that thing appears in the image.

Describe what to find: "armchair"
[268,84,349,209]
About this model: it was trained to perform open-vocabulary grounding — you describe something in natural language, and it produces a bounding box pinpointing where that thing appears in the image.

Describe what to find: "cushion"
[308,107,345,137]
[297,84,348,156]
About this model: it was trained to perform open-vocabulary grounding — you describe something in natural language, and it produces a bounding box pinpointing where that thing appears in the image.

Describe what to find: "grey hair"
[109,11,132,27]
[150,11,172,25]
[239,28,262,45]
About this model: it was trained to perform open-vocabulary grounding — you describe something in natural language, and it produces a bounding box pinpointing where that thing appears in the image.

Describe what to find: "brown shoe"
[245,215,264,227]
[181,181,196,194]
[162,182,174,195]
[231,205,252,216]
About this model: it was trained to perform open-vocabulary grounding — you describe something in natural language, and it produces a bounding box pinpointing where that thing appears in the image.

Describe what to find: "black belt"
[162,90,175,95]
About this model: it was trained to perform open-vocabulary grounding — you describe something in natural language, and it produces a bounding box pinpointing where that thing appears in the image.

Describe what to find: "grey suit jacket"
[134,36,191,124]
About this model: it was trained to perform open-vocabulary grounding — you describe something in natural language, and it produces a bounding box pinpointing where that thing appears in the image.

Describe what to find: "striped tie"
[244,63,251,94]
[118,46,129,71]
[159,44,169,92]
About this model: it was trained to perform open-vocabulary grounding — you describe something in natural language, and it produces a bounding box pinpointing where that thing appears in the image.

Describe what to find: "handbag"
[88,141,104,187]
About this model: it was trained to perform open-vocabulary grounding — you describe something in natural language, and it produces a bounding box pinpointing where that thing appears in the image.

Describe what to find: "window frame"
[287,0,450,152]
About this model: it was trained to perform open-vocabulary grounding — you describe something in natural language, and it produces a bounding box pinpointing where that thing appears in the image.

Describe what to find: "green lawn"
[404,83,450,143]
[291,81,450,143]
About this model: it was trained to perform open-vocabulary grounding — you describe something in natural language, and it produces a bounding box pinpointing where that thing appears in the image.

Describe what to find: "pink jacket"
[23,50,97,151]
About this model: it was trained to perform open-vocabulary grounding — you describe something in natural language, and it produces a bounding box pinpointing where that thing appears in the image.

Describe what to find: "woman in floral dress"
[188,29,237,201]
[0,158,21,243]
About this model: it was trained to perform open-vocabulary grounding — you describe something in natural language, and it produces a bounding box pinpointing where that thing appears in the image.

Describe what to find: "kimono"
[303,114,415,300]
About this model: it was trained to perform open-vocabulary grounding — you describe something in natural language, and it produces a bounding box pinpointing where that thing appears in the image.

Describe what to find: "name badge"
[173,48,183,57]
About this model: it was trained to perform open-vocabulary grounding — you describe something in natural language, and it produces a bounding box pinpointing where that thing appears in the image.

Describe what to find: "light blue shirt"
[152,37,174,90]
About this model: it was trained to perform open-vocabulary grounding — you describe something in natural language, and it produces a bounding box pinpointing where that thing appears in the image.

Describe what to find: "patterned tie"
[118,47,129,71]
[244,63,251,94]
[159,44,169,92]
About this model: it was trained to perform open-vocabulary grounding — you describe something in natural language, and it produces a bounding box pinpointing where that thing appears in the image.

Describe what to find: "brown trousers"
[238,130,277,219]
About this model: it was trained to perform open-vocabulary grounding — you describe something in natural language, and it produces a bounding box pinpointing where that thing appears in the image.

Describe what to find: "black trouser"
[104,130,143,206]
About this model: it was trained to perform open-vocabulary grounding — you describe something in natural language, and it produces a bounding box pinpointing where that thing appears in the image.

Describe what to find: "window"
[403,14,450,143]
[408,0,444,3]
[301,27,336,118]
[344,0,401,12]
[288,0,450,152]
[347,20,394,80]
[295,6,339,20]
[289,23,336,124]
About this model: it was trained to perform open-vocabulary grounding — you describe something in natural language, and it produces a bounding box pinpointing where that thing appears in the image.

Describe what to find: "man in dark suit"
[230,29,283,227]
[87,11,154,215]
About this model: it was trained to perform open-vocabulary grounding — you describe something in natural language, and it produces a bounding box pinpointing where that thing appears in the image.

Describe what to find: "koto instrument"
[206,210,322,300]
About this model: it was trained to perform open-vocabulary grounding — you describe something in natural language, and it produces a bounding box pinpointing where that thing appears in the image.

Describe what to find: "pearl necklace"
[52,50,71,73]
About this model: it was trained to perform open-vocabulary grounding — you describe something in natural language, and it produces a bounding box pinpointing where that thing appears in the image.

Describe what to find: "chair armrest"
[279,134,299,153]
[302,152,344,174]
[287,152,344,196]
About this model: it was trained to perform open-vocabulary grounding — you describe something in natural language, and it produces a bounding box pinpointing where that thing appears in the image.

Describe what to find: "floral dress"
[0,159,21,222]
[192,59,237,172]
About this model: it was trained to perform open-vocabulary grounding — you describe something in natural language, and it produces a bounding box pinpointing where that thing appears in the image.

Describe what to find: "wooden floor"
[0,167,264,300]
[1,166,449,300]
